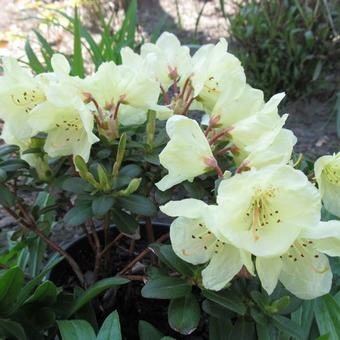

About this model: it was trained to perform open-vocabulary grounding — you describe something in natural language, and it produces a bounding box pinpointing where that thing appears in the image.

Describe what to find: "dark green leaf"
[111,209,139,234]
[202,299,234,319]
[62,177,93,193]
[0,319,27,340]
[168,293,200,335]
[141,277,191,299]
[256,322,276,340]
[72,7,85,77]
[314,295,340,340]
[151,244,195,277]
[66,277,128,317]
[92,196,114,216]
[57,320,96,340]
[209,316,232,340]
[97,310,122,340]
[24,281,57,306]
[0,168,6,182]
[228,319,256,340]
[64,206,93,226]
[117,194,157,216]
[291,300,315,340]
[25,40,45,74]
[0,266,24,315]
[138,320,164,340]
[0,144,20,157]
[0,185,16,207]
[202,290,247,315]
[0,159,29,172]
[272,315,304,339]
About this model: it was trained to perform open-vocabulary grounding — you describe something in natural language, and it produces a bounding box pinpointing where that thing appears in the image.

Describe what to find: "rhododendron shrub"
[0,32,339,338]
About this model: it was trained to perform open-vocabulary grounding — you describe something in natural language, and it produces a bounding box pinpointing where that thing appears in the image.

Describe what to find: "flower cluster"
[0,32,339,300]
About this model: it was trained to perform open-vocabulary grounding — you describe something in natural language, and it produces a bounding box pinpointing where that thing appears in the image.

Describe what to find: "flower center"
[246,186,281,241]
[203,76,220,95]
[324,163,340,186]
[11,88,45,113]
[280,240,329,274]
[186,221,225,256]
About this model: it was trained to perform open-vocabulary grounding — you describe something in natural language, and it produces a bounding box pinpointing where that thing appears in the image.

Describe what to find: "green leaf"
[33,29,54,70]
[256,322,276,340]
[315,295,340,340]
[138,320,164,340]
[168,293,200,335]
[24,281,57,306]
[228,319,256,339]
[272,315,304,339]
[111,209,139,234]
[0,319,27,340]
[25,39,45,74]
[0,185,16,207]
[16,256,63,306]
[202,290,247,315]
[209,316,232,340]
[92,196,114,216]
[64,206,93,226]
[141,277,191,299]
[0,144,20,157]
[0,159,29,172]
[112,133,127,177]
[151,244,195,277]
[62,177,93,193]
[97,310,122,340]
[57,320,96,340]
[291,300,315,340]
[97,164,111,191]
[119,164,142,178]
[66,277,128,317]
[0,168,7,182]
[202,299,234,319]
[72,7,85,78]
[117,194,157,216]
[0,266,24,315]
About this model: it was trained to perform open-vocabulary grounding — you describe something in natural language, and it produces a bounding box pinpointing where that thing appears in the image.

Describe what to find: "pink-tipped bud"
[168,66,178,80]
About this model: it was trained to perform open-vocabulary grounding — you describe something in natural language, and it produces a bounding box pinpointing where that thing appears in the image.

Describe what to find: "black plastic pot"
[48,222,170,286]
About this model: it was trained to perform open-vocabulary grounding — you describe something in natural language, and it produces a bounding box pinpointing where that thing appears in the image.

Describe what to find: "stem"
[145,217,155,243]
[185,85,193,102]
[4,205,85,285]
[209,128,232,145]
[90,97,105,126]
[113,101,122,120]
[179,78,190,99]
[88,220,102,280]
[173,78,178,95]
[33,225,85,284]
[80,224,96,253]
[122,275,145,281]
[118,232,169,275]
[182,97,195,115]
[215,145,238,156]
[160,85,170,104]
[100,233,124,257]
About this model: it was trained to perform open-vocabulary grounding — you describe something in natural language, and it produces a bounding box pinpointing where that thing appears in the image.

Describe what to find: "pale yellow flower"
[161,199,254,290]
[314,153,340,218]
[156,116,215,191]
[256,220,340,299]
[215,165,321,257]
